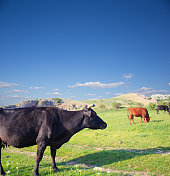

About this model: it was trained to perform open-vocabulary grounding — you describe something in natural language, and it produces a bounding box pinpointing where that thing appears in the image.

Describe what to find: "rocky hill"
[114,93,157,106]
[151,94,170,100]
[83,93,161,109]
[4,98,87,111]
[3,93,170,110]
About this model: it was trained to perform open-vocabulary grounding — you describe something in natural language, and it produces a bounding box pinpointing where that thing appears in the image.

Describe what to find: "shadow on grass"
[63,146,170,167]
[3,146,169,175]
[151,120,164,122]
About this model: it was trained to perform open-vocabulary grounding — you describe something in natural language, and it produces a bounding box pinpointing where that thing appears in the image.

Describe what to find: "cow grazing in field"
[127,108,151,125]
[157,105,169,114]
[0,105,107,176]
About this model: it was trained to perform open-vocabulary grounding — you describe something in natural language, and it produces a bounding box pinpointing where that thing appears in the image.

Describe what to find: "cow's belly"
[0,130,37,148]
[2,135,37,148]
[49,135,72,149]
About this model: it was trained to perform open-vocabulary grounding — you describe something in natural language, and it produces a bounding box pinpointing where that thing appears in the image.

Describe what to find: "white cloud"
[85,94,96,96]
[112,93,123,97]
[53,88,59,91]
[68,96,76,99]
[137,87,152,91]
[0,81,18,88]
[105,92,111,95]
[8,89,29,93]
[68,81,125,88]
[168,83,170,86]
[94,96,104,99]
[30,86,44,90]
[134,86,168,96]
[0,95,30,100]
[123,73,134,79]
[51,92,62,95]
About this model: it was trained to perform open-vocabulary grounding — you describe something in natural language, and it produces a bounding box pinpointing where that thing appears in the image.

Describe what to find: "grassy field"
[1,108,170,176]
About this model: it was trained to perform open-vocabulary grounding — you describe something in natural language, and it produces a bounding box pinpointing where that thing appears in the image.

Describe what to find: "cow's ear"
[83,109,91,117]
[87,104,95,109]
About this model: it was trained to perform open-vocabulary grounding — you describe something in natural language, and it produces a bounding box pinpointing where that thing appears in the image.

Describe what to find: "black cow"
[0,106,107,176]
[157,105,169,114]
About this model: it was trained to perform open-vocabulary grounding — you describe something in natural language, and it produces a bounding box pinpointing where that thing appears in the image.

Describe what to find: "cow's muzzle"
[101,123,107,129]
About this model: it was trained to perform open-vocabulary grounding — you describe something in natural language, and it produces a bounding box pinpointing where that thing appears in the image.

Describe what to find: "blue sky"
[0,0,170,106]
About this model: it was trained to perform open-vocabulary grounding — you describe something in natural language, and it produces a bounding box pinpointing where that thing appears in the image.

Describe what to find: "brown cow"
[127,108,151,125]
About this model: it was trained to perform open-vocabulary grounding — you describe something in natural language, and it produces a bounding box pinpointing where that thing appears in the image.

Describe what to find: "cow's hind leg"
[33,142,46,176]
[0,140,6,175]
[50,146,59,172]
[129,116,131,125]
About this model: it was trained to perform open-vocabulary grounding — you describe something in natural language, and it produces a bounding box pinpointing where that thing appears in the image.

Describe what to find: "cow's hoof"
[33,173,40,176]
[1,171,6,176]
[53,167,60,172]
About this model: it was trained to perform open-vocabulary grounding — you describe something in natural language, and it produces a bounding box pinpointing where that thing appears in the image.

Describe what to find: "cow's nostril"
[102,123,107,129]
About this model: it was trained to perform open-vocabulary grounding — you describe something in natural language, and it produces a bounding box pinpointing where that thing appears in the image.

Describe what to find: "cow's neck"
[53,110,85,147]
[62,110,84,136]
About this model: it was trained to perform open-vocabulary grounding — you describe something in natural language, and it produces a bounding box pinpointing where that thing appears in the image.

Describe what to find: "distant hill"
[3,98,87,111]
[114,93,157,106]
[3,93,170,110]
[83,93,158,109]
[151,94,170,100]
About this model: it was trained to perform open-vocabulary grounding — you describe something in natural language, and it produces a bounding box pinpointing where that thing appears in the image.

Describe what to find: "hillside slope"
[83,93,158,108]
[114,93,157,106]
[3,93,167,110]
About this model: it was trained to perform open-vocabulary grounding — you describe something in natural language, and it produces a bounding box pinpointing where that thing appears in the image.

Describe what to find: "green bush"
[99,104,106,109]
[148,103,156,110]
[55,98,62,104]
[158,101,169,106]
[112,101,121,110]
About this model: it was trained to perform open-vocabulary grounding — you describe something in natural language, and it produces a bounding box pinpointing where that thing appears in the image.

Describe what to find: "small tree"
[55,98,62,104]
[148,103,156,110]
[99,104,106,109]
[112,102,121,110]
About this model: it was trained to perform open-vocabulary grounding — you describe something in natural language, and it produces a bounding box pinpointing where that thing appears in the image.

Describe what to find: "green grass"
[1,108,170,175]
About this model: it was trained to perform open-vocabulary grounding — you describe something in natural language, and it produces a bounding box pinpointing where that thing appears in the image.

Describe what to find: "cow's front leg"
[50,146,59,172]
[0,142,6,176]
[143,117,146,123]
[140,117,142,123]
[33,142,46,176]
[131,116,135,124]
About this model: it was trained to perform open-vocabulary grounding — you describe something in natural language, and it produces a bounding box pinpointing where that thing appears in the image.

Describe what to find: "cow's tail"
[127,108,129,119]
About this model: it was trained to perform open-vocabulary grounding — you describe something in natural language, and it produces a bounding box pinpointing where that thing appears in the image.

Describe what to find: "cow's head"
[83,105,107,130]
[146,116,151,122]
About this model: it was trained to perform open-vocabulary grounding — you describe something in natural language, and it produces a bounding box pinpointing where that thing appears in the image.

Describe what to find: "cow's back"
[128,108,148,117]
[0,107,48,148]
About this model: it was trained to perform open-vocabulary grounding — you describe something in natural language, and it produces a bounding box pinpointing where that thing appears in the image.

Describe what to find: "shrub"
[55,98,62,104]
[148,103,156,110]
[112,102,121,110]
[99,104,106,109]
[158,101,169,106]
